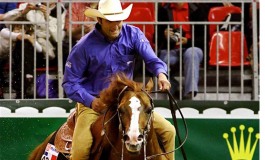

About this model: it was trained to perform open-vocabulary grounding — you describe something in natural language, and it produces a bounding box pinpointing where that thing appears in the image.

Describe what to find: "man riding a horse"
[61,0,176,159]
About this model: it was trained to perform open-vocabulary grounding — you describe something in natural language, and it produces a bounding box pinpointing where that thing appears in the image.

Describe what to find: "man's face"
[98,18,123,41]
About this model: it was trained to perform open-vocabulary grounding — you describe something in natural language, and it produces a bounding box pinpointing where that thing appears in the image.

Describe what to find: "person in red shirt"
[170,3,191,39]
[64,3,97,44]
[156,3,203,99]
[63,3,97,69]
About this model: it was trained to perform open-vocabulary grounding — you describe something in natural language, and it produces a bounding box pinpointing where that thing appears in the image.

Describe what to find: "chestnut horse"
[29,73,169,160]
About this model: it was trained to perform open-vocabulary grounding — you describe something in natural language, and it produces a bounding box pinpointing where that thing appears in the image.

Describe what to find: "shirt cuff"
[84,94,96,108]
[156,69,168,77]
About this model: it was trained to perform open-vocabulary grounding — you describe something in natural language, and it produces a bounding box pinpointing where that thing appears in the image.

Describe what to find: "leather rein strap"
[148,90,188,160]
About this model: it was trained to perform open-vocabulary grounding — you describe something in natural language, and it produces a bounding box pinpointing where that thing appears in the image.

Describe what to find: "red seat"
[124,7,155,48]
[36,66,58,72]
[208,6,241,39]
[122,2,155,18]
[209,31,250,66]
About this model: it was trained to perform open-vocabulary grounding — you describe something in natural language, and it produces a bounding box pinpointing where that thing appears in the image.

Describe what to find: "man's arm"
[133,28,171,91]
[62,45,95,107]
[0,14,4,21]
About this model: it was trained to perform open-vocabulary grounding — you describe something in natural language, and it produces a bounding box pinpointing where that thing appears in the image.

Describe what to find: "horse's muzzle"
[125,142,142,153]
[124,134,144,153]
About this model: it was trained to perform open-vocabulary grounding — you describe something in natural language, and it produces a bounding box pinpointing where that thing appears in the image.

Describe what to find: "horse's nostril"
[137,135,144,142]
[124,134,130,141]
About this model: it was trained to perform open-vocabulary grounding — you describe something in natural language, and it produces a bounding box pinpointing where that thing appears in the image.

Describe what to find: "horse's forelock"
[112,73,142,91]
[100,73,143,106]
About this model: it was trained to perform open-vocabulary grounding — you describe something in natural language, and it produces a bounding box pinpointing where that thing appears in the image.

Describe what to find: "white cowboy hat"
[84,0,133,21]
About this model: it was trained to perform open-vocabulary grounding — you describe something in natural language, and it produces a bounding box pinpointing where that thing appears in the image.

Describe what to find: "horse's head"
[117,77,154,153]
[99,73,155,153]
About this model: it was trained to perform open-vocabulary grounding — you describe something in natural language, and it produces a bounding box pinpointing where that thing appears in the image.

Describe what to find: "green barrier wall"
[0,118,259,160]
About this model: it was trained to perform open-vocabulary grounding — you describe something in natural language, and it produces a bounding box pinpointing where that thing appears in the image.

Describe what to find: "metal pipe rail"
[0,0,259,101]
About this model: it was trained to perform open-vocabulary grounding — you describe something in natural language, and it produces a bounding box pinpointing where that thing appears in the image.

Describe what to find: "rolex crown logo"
[223,124,259,160]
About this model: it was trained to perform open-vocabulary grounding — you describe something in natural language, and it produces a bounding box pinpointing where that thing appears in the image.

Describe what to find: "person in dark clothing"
[0,2,17,98]
[156,3,203,99]
[11,18,43,98]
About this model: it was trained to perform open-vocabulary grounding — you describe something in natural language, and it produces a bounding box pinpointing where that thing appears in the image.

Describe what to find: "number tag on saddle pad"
[41,143,59,160]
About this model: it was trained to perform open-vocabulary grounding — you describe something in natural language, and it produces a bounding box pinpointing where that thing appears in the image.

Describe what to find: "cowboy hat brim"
[84,4,133,21]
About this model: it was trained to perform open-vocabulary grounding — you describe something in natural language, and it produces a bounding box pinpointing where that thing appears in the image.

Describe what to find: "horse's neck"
[101,110,126,160]
[103,109,121,142]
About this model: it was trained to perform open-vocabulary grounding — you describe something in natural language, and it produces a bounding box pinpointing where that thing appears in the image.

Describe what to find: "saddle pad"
[41,143,59,160]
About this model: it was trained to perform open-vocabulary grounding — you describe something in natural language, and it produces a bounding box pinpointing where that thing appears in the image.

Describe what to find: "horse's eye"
[118,108,124,115]
[145,107,152,114]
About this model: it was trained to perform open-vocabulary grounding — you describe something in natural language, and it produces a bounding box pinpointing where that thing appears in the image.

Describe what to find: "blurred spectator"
[0,2,67,99]
[156,3,203,99]
[0,2,17,98]
[4,2,67,60]
[188,3,210,50]
[6,17,43,98]
[247,2,259,67]
[0,3,17,29]
[3,2,67,98]
[63,2,96,66]
[0,18,42,58]
[64,2,96,44]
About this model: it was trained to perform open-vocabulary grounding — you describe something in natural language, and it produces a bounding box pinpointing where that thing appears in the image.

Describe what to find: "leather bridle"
[101,86,188,160]
[102,86,154,160]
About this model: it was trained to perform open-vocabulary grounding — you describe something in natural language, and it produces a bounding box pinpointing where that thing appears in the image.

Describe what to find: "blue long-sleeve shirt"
[62,23,167,107]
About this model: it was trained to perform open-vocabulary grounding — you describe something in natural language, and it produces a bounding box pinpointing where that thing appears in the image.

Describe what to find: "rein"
[101,106,122,159]
[147,90,188,160]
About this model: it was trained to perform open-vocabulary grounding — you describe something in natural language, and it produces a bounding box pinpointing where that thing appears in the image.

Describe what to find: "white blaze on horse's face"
[126,96,142,145]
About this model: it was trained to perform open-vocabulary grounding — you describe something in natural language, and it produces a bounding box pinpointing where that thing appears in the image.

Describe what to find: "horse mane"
[99,73,143,107]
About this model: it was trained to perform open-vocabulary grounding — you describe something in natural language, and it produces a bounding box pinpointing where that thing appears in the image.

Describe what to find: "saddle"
[53,109,105,159]
[54,110,76,154]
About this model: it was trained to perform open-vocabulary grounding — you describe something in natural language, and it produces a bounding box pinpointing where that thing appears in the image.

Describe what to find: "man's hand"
[37,4,50,20]
[164,28,174,38]
[21,3,36,15]
[157,73,171,91]
[16,33,24,41]
[176,37,188,45]
[25,34,35,45]
[91,98,107,114]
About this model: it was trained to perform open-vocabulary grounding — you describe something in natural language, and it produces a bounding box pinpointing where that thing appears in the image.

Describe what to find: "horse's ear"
[145,78,154,92]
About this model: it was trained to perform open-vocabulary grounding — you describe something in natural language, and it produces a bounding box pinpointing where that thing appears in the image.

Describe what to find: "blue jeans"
[159,47,203,96]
